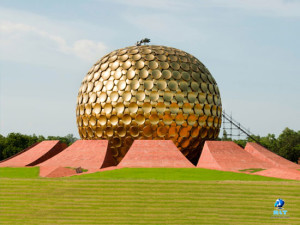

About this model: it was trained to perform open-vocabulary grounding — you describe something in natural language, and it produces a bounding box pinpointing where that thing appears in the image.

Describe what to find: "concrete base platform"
[37,140,115,177]
[118,140,194,168]
[197,141,272,171]
[245,142,300,169]
[44,167,77,178]
[255,168,300,180]
[38,166,120,178]
[0,141,67,167]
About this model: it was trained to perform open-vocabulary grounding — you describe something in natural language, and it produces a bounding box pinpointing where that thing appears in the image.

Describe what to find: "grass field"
[0,167,299,224]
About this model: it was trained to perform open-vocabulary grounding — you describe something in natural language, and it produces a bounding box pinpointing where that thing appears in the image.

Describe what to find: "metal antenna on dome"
[136,38,151,46]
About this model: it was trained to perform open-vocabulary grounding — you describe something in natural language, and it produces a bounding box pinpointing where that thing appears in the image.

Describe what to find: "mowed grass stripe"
[2,185,298,194]
[0,215,287,224]
[0,201,274,209]
[0,217,222,225]
[1,189,299,201]
[1,183,299,196]
[1,179,298,188]
[1,191,299,203]
[0,209,273,220]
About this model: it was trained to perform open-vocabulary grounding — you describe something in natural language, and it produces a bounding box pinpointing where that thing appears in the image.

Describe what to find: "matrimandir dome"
[76,44,222,165]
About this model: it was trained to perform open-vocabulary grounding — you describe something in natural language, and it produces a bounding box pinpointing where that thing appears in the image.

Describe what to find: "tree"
[259,133,277,153]
[65,134,78,145]
[221,130,232,141]
[1,133,28,159]
[233,139,247,148]
[276,128,300,163]
[47,134,77,146]
[0,135,5,160]
[246,134,261,144]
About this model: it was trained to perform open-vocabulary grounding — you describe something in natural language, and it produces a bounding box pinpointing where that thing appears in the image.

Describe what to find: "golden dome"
[76,45,222,165]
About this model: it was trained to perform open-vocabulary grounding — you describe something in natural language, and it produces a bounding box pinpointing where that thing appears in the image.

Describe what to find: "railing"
[222,110,262,144]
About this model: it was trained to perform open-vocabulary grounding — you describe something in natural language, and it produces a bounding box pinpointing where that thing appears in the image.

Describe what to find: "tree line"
[0,133,77,160]
[222,127,300,163]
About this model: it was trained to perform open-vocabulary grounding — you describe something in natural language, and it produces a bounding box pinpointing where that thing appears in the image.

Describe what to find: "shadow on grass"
[239,168,266,173]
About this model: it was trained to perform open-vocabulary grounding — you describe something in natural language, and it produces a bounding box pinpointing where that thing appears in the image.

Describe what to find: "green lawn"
[0,167,299,224]
[0,167,39,178]
[0,167,286,181]
[67,168,284,181]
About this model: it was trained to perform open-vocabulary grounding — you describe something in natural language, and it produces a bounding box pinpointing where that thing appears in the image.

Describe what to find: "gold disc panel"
[76,45,222,165]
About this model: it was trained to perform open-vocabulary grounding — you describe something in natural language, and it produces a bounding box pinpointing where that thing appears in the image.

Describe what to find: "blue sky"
[0,0,299,138]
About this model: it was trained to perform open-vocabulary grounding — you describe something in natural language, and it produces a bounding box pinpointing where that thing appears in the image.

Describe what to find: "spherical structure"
[76,45,222,165]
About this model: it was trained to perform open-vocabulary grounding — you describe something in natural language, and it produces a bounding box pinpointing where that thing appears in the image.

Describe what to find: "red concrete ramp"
[0,141,67,167]
[45,167,77,178]
[245,142,300,169]
[255,168,300,180]
[118,140,194,168]
[197,141,271,171]
[37,140,115,177]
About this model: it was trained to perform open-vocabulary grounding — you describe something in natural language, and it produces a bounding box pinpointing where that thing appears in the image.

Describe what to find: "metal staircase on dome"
[222,110,261,144]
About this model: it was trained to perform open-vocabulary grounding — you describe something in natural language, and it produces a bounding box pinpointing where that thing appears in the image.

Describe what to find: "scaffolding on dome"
[222,110,261,144]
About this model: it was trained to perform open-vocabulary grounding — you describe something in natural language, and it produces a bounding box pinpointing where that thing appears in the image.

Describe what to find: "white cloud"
[71,40,107,61]
[209,0,300,17]
[0,20,107,63]
[116,0,300,18]
[112,0,191,11]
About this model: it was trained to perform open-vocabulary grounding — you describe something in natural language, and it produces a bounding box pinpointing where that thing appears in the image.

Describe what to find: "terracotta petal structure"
[197,141,272,171]
[118,140,194,168]
[37,140,115,177]
[244,142,300,169]
[0,141,67,167]
[255,168,300,180]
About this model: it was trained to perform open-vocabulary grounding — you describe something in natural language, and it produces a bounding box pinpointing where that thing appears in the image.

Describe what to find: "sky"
[0,0,299,138]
